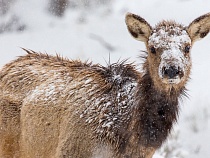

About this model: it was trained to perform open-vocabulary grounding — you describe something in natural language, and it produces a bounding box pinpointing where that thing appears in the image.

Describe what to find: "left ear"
[187,12,210,43]
[125,13,152,43]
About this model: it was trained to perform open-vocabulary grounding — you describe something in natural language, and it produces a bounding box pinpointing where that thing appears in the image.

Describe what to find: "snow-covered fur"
[1,12,210,158]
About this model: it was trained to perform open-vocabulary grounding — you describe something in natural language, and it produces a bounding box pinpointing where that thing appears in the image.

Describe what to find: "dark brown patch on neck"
[136,73,181,148]
[118,71,185,153]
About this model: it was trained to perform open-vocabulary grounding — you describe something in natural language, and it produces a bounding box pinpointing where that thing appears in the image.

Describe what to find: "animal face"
[125,12,210,92]
[147,22,192,87]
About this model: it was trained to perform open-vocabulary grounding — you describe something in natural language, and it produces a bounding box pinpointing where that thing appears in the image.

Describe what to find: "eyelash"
[184,45,191,53]
[150,46,156,54]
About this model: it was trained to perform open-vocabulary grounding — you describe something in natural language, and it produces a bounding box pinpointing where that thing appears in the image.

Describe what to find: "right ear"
[125,13,152,43]
[187,12,210,43]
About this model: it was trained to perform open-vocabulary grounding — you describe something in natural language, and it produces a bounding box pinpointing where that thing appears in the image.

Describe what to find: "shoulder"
[92,61,141,85]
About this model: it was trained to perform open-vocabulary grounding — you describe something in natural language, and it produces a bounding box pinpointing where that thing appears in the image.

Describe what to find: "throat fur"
[136,73,181,148]
[118,72,182,154]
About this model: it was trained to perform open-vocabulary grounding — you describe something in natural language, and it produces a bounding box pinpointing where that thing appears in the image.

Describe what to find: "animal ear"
[125,13,152,43]
[187,12,210,42]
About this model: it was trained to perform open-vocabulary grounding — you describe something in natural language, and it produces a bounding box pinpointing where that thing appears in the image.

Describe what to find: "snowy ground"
[0,0,210,157]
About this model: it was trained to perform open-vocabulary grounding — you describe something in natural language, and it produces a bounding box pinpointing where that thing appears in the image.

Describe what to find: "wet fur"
[1,12,210,158]
[0,50,182,158]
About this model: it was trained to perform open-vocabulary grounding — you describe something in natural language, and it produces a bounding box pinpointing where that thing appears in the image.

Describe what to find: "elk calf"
[0,13,210,158]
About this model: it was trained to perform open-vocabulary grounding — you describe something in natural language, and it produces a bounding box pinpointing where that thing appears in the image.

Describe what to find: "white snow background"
[0,0,210,157]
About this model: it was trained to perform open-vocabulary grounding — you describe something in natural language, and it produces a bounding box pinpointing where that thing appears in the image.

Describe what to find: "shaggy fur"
[1,12,210,158]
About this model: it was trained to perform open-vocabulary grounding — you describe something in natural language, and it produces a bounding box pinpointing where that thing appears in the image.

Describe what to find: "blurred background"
[0,0,210,157]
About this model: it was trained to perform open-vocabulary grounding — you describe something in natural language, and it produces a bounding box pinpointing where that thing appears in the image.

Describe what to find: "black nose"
[163,66,182,79]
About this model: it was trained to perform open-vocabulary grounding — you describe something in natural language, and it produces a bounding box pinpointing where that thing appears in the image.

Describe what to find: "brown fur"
[0,51,143,158]
[1,12,210,158]
[125,13,152,42]
[126,14,193,93]
[187,12,210,42]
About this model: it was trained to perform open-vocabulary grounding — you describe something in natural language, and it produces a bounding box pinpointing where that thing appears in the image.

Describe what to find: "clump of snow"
[78,66,138,139]
[149,27,191,49]
[158,48,191,81]
[25,71,68,105]
[148,26,191,81]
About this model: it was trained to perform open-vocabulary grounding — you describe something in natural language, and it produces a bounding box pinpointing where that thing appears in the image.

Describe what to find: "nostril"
[178,70,184,78]
[162,67,167,75]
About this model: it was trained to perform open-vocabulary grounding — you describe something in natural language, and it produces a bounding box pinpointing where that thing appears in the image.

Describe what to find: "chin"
[159,77,184,93]
[162,78,181,85]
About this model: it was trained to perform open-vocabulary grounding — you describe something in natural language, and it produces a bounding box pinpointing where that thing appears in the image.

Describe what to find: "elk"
[0,12,210,158]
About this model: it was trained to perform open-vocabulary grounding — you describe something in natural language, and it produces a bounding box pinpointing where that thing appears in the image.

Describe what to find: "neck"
[118,71,185,153]
[136,73,183,148]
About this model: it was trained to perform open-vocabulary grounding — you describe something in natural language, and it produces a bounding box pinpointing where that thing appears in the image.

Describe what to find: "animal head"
[125,12,210,92]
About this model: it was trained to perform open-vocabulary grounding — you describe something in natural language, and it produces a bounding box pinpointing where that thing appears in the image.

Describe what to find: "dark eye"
[150,46,156,54]
[185,45,191,53]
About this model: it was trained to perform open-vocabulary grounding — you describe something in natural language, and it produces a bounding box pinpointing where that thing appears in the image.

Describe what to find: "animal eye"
[184,45,191,53]
[150,46,156,54]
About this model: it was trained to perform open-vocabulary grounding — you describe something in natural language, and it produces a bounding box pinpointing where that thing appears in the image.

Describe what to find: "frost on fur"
[1,12,210,158]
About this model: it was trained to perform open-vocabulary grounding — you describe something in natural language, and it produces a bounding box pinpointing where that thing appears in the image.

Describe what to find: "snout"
[162,66,184,79]
[160,65,185,84]
[158,49,190,85]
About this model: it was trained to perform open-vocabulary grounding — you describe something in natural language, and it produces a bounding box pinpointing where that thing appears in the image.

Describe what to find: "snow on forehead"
[148,21,191,49]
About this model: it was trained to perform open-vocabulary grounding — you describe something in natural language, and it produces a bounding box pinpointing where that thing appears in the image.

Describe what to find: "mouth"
[162,77,181,85]
[168,78,180,84]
